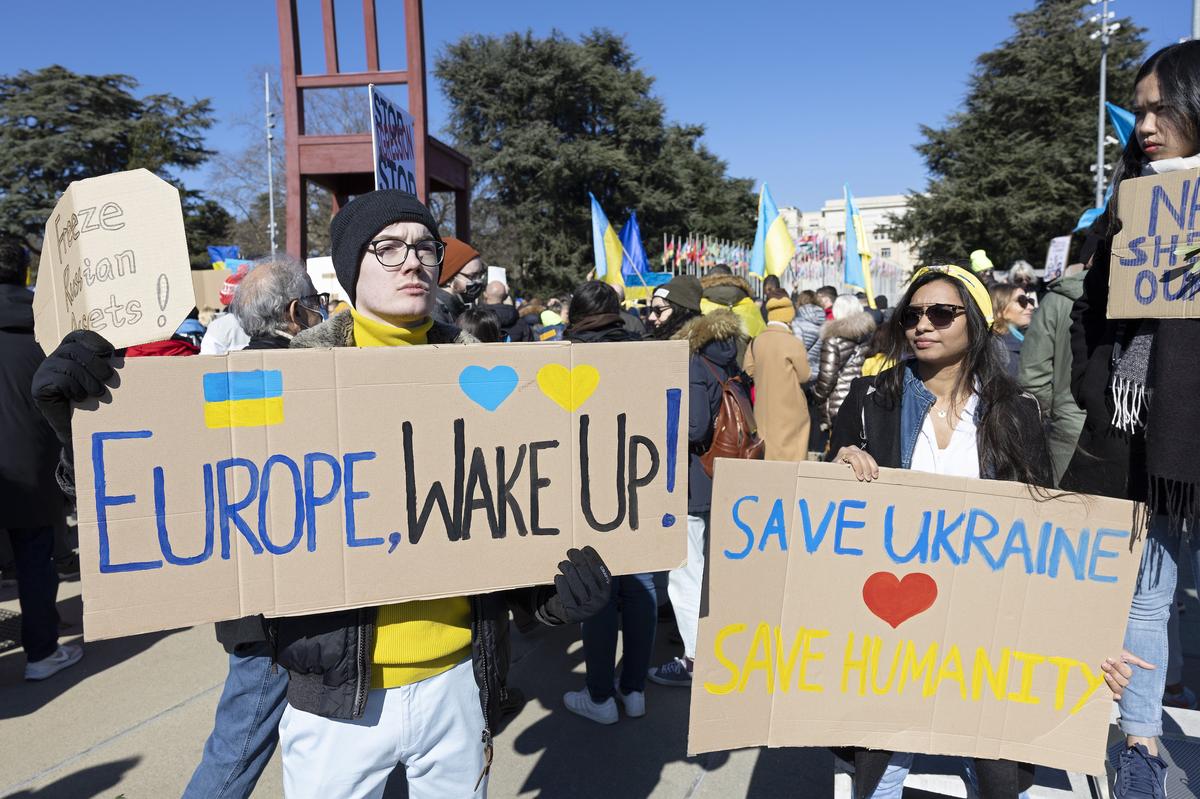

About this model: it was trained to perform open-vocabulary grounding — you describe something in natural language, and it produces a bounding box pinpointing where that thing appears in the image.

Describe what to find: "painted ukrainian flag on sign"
[203,370,284,429]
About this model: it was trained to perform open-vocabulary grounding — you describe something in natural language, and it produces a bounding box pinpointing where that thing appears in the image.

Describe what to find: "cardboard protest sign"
[305,256,347,300]
[1108,166,1200,317]
[1043,234,1071,284]
[369,85,418,194]
[689,460,1142,775]
[32,169,195,350]
[192,269,232,316]
[72,341,688,640]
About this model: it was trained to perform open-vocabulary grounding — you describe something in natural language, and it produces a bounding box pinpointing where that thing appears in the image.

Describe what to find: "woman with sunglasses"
[829,264,1051,799]
[989,284,1035,378]
[1063,40,1200,797]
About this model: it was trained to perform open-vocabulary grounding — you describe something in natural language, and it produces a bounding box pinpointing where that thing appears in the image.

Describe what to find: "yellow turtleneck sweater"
[351,309,473,689]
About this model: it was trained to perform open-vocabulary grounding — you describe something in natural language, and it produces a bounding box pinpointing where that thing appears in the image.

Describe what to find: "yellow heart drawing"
[536,364,600,412]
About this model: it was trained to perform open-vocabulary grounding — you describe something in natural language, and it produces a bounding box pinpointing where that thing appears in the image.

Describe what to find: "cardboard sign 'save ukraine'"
[690,459,1143,775]
[73,341,689,640]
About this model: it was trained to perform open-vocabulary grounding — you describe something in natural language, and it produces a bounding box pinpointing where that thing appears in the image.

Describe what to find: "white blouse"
[909,394,980,479]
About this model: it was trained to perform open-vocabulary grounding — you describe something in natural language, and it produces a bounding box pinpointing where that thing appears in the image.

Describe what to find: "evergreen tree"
[893,0,1145,269]
[0,65,218,268]
[435,29,755,293]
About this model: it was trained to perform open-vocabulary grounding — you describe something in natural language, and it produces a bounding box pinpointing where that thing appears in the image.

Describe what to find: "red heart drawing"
[862,572,938,629]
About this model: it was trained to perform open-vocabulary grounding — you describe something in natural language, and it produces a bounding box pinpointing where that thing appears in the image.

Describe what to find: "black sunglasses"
[1015,295,1034,308]
[900,303,967,330]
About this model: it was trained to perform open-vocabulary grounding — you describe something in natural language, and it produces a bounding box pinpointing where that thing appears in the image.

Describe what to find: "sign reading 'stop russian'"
[1108,166,1200,318]
[369,84,418,194]
[73,341,688,640]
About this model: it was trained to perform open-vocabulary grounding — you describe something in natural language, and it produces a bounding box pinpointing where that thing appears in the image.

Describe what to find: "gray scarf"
[1110,320,1155,433]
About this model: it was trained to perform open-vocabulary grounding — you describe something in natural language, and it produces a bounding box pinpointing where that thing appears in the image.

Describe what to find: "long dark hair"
[1110,41,1200,227]
[878,272,1048,487]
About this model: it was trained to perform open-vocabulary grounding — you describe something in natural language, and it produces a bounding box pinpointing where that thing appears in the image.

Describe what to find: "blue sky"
[0,0,1190,211]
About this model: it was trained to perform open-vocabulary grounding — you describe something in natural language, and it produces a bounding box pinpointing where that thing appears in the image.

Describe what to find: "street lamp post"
[1090,0,1121,208]
[265,72,277,257]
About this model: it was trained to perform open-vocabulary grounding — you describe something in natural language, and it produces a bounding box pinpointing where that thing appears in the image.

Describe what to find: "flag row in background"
[659,233,753,273]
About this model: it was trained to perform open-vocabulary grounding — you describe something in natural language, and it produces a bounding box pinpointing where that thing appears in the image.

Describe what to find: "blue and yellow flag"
[589,193,624,289]
[203,370,284,429]
[749,183,794,279]
[843,185,876,308]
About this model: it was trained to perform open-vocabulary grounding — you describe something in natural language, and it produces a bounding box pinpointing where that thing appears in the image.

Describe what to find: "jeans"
[582,572,657,700]
[279,659,486,799]
[182,643,289,799]
[865,753,1030,799]
[8,526,59,662]
[1121,515,1191,736]
[668,513,708,660]
[1165,534,1200,685]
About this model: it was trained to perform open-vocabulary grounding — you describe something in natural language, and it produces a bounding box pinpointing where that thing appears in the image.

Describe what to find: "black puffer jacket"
[271,309,562,741]
[811,311,876,426]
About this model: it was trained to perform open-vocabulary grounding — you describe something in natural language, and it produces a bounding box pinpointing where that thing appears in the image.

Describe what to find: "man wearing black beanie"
[29,189,611,798]
[270,190,613,798]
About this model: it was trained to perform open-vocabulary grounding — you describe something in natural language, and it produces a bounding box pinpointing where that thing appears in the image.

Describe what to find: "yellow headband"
[909,264,994,324]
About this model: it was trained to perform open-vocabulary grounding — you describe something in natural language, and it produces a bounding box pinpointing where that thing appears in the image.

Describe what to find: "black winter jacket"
[272,310,562,745]
[0,284,64,528]
[1059,233,1147,502]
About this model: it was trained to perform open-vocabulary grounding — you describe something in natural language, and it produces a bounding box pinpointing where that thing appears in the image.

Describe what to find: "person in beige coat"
[744,293,812,462]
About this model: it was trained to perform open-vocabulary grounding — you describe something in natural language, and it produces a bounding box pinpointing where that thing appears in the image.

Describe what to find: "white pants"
[667,513,708,659]
[279,658,487,799]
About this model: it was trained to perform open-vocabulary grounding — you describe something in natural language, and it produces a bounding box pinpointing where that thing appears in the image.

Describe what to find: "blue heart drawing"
[458,365,519,412]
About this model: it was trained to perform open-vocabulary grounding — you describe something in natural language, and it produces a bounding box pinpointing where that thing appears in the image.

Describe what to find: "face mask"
[460,277,485,303]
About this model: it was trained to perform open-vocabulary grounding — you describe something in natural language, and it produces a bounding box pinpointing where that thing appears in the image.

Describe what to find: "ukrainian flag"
[843,185,876,308]
[203,370,284,429]
[589,192,624,289]
[749,184,794,279]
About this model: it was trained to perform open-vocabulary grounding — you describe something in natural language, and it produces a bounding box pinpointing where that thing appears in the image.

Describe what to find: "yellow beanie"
[766,296,795,324]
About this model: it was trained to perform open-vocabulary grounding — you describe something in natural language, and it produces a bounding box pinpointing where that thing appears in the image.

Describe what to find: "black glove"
[537,546,612,625]
[31,330,116,448]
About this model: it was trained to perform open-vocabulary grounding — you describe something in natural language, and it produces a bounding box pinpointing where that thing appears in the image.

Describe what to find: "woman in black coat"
[1061,40,1200,791]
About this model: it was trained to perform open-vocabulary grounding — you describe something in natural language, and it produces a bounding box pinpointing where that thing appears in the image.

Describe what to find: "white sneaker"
[614,681,646,718]
[563,689,618,725]
[25,643,83,681]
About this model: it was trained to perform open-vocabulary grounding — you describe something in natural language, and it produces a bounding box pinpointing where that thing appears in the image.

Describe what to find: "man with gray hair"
[180,254,327,799]
[230,256,328,350]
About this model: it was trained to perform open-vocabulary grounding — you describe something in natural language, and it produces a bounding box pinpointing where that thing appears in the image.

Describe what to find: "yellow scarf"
[348,307,471,688]
[350,309,433,347]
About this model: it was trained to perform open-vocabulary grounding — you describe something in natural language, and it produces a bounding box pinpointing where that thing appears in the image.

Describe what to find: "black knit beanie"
[330,190,441,304]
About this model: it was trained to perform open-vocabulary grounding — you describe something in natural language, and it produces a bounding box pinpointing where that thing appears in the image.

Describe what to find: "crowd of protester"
[5,37,1200,799]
